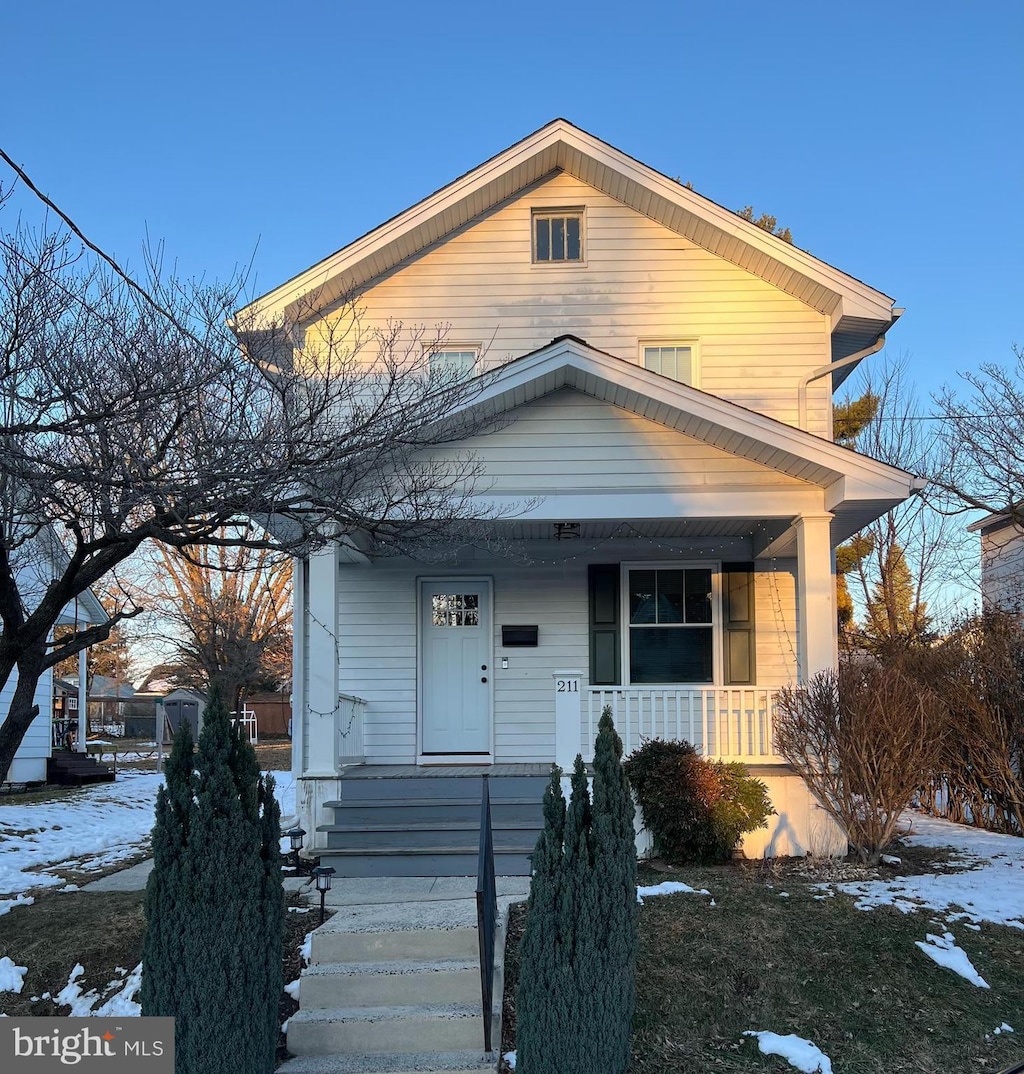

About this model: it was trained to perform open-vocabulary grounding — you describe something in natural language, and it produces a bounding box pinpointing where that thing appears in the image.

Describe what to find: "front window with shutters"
[627,567,715,683]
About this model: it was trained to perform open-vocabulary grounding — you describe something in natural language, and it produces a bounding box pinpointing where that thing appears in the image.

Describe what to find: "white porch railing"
[336,692,368,765]
[584,686,781,762]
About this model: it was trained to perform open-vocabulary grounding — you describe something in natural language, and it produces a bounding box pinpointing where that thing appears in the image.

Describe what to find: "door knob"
[481,676,488,683]
[481,664,487,670]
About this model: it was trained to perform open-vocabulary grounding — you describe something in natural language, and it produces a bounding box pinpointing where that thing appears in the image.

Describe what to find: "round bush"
[623,739,774,864]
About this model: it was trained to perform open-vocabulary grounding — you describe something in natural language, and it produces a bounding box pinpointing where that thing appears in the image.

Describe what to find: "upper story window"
[533,209,584,263]
[641,341,699,387]
[427,347,479,379]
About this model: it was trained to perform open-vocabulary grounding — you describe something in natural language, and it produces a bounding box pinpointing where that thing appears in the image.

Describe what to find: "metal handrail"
[475,773,497,1055]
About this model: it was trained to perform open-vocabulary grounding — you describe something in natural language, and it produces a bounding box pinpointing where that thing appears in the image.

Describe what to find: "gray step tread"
[289,1004,483,1023]
[277,1051,496,1073]
[304,958,478,978]
[324,846,534,857]
[318,821,538,833]
[325,797,539,809]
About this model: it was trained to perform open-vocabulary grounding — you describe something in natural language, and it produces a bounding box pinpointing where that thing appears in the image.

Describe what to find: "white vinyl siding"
[417,389,817,498]
[309,171,833,435]
[336,547,799,766]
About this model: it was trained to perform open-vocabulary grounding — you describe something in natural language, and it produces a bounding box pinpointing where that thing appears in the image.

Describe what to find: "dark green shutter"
[589,564,620,685]
[722,562,756,685]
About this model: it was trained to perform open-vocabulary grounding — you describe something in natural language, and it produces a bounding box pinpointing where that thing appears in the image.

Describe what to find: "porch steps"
[281,894,512,1074]
[46,751,115,786]
[316,768,548,878]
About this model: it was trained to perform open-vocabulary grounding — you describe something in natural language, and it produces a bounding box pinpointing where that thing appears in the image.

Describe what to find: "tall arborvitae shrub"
[590,706,638,1071]
[141,688,283,1074]
[515,768,568,1073]
[516,707,637,1074]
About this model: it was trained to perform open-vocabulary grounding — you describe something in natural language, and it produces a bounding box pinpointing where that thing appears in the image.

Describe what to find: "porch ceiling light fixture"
[312,865,336,926]
[554,522,581,541]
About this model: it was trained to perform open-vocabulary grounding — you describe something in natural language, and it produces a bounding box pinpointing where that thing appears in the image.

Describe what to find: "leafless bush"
[916,611,1024,835]
[774,662,946,864]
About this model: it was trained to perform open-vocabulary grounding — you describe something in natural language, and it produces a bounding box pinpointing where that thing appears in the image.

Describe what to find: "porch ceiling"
[500,519,764,541]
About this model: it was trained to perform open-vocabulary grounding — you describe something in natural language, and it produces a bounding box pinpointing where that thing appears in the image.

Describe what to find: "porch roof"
[438,336,921,556]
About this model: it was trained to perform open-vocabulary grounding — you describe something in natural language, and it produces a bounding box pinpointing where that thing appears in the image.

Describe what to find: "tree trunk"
[0,649,47,784]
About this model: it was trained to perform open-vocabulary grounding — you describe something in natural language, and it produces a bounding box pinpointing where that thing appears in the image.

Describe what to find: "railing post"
[554,670,583,769]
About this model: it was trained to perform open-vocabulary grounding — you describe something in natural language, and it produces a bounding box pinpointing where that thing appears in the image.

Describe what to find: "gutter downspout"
[798,312,902,431]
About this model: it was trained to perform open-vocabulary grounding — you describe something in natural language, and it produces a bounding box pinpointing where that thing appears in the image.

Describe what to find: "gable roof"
[241,119,900,374]
[440,336,921,553]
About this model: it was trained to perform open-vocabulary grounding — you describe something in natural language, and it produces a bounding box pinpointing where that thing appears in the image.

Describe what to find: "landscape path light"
[312,865,336,926]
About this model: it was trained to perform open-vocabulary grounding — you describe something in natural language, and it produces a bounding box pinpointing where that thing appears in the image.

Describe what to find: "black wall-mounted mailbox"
[502,625,539,647]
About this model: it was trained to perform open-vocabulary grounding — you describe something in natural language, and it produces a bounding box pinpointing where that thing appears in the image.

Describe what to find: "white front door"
[419,579,492,755]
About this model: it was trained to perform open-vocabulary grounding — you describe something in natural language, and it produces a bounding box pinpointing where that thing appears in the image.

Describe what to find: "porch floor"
[339,763,551,779]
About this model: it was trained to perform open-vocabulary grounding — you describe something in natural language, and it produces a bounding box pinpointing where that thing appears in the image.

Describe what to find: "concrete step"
[277,1050,496,1073]
[311,900,484,964]
[286,1005,496,1056]
[319,847,533,879]
[301,958,480,1008]
[319,822,541,852]
[324,798,543,825]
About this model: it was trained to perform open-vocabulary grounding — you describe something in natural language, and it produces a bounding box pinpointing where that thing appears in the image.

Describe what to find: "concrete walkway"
[82,860,528,905]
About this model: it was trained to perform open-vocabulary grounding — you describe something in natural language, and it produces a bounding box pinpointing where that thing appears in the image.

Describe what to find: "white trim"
[416,753,494,766]
[620,561,723,686]
[416,575,494,758]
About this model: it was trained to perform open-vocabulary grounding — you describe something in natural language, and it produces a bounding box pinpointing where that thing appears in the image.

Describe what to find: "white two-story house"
[242,119,919,872]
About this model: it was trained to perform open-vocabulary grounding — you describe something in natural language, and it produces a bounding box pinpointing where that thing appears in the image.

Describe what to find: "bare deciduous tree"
[835,357,969,653]
[143,537,291,714]
[0,184,500,782]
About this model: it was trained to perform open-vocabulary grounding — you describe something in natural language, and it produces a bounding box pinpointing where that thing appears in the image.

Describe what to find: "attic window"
[533,209,583,263]
[641,342,700,387]
[427,347,478,379]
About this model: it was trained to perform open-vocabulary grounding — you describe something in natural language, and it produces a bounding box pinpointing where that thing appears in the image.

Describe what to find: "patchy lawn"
[0,885,316,1068]
[502,838,1024,1073]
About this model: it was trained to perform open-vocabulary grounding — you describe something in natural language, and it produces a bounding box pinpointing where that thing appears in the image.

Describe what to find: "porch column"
[77,649,87,752]
[290,557,306,783]
[795,513,837,681]
[305,545,340,776]
[553,670,583,771]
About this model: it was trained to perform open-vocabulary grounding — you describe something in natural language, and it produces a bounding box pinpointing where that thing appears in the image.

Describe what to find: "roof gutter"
[797,311,902,431]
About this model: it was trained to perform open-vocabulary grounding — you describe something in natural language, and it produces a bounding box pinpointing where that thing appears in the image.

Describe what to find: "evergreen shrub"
[141,687,283,1074]
[623,739,773,864]
[516,706,637,1074]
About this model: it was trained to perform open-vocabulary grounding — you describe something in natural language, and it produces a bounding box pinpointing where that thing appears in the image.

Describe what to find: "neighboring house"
[5,548,105,784]
[87,674,135,727]
[969,510,1024,609]
[241,119,920,868]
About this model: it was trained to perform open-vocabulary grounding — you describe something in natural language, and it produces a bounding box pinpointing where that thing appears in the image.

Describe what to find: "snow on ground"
[0,769,295,907]
[915,932,990,988]
[823,813,1024,930]
[744,1031,833,1074]
[53,963,142,1016]
[637,880,711,904]
[0,957,27,993]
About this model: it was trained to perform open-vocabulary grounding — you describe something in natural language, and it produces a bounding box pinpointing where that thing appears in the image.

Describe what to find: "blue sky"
[3,0,1021,403]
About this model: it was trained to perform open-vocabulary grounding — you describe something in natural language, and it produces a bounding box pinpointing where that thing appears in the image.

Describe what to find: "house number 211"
[556,679,579,693]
